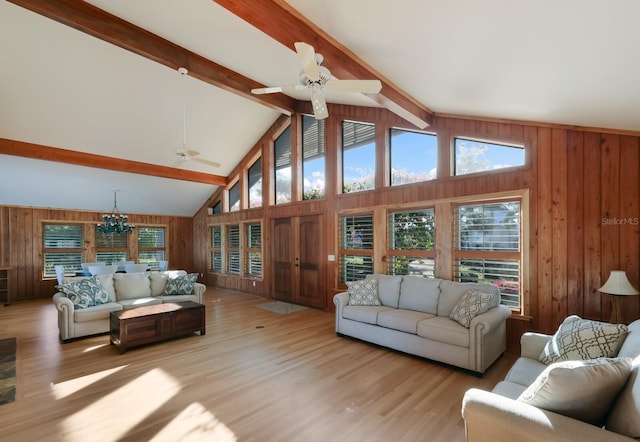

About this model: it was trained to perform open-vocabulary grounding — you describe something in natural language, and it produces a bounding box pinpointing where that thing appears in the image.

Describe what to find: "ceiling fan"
[251,42,382,120]
[173,67,221,169]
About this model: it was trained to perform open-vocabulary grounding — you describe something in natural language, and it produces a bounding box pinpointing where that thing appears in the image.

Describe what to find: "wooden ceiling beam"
[0,138,228,186]
[7,0,297,115]
[212,0,433,129]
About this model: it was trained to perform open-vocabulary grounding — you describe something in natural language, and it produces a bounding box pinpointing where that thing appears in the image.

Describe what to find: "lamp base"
[609,294,623,324]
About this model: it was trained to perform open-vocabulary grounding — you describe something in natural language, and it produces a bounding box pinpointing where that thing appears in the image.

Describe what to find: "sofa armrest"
[470,304,512,331]
[53,291,74,312]
[462,388,632,442]
[521,332,552,359]
[333,292,350,333]
[193,282,206,304]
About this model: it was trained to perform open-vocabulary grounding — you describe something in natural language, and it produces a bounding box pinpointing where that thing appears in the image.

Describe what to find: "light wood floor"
[0,288,516,442]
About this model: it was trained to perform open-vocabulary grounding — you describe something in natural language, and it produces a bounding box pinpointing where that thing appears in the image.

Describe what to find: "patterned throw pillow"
[163,273,198,296]
[518,357,632,426]
[538,315,628,364]
[56,276,111,310]
[347,279,380,306]
[449,289,494,328]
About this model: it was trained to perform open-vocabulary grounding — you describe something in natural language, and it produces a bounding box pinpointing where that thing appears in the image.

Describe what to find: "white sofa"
[462,317,640,441]
[53,270,205,342]
[333,274,512,374]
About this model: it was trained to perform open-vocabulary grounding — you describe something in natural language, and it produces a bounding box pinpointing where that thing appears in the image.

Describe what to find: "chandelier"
[97,190,135,234]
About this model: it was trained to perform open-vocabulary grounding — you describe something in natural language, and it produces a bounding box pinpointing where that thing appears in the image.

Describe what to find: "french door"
[271,215,325,309]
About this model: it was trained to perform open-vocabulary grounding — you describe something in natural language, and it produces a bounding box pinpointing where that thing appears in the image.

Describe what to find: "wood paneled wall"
[0,206,194,301]
[194,104,640,353]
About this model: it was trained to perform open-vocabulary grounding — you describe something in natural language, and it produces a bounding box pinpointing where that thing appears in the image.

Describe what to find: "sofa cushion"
[342,305,391,325]
[63,274,116,302]
[449,289,494,328]
[538,315,628,364]
[113,273,152,300]
[398,276,441,314]
[150,270,187,296]
[377,309,434,334]
[503,357,547,387]
[416,316,470,347]
[517,357,632,426]
[163,273,198,296]
[73,302,122,322]
[366,274,402,308]
[437,280,499,317]
[57,276,111,309]
[346,279,381,306]
[118,297,162,310]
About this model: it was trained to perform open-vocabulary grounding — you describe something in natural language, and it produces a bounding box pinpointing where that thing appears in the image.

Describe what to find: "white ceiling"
[2,0,639,216]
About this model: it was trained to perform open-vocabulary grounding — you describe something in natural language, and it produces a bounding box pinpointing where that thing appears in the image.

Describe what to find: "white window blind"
[43,224,83,277]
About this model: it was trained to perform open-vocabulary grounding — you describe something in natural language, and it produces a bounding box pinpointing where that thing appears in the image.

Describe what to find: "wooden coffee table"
[110,301,205,354]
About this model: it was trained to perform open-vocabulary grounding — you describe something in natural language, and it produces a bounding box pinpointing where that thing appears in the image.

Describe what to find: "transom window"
[228,181,240,212]
[274,126,292,204]
[390,129,437,185]
[302,115,325,200]
[454,137,525,176]
[342,121,375,193]
[248,157,262,208]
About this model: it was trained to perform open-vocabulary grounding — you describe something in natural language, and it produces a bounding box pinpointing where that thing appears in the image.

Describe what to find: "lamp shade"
[598,270,640,296]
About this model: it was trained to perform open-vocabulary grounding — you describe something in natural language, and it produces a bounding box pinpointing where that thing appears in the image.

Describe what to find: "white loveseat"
[462,317,640,441]
[53,270,205,342]
[333,274,512,374]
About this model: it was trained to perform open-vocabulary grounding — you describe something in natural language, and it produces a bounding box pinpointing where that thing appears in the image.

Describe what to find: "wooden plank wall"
[194,106,640,353]
[0,206,194,301]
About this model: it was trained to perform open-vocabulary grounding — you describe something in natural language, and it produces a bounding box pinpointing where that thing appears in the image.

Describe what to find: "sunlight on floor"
[151,402,237,441]
[50,365,127,400]
[82,343,110,353]
[58,368,181,440]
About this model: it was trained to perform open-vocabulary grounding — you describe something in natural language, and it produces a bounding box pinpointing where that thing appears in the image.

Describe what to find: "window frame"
[43,223,84,278]
[453,136,526,177]
[245,222,262,277]
[386,207,436,277]
[338,213,375,283]
[137,226,167,271]
[341,120,376,194]
[389,128,438,186]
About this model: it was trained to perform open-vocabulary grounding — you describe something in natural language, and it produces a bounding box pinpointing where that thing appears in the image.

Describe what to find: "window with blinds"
[274,125,292,204]
[43,224,83,277]
[246,223,262,277]
[248,157,262,208]
[227,225,241,274]
[302,115,325,200]
[138,227,166,270]
[342,120,375,193]
[95,228,128,265]
[211,226,223,272]
[339,214,374,282]
[387,209,436,277]
[454,201,521,308]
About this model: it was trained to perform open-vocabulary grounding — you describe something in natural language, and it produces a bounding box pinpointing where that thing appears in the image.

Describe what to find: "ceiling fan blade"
[172,158,185,168]
[295,42,320,82]
[185,149,200,157]
[324,79,382,94]
[251,86,286,95]
[310,84,328,120]
[192,157,222,168]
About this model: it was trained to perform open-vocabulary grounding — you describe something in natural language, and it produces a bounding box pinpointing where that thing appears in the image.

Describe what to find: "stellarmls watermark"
[602,217,640,225]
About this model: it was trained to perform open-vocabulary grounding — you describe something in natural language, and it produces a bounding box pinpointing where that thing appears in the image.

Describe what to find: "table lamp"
[598,270,639,323]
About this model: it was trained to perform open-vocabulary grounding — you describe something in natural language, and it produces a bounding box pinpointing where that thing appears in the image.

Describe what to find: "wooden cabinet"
[0,267,12,306]
[271,215,325,309]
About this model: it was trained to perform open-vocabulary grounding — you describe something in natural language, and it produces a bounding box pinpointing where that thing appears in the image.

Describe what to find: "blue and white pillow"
[163,273,198,296]
[56,276,111,309]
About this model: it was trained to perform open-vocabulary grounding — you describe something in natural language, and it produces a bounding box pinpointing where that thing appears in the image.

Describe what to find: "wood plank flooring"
[0,288,516,441]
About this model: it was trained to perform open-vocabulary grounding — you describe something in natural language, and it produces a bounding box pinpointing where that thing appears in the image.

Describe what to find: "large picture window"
[390,129,437,185]
[387,209,435,277]
[454,201,521,308]
[43,224,83,278]
[339,214,374,282]
[342,121,375,193]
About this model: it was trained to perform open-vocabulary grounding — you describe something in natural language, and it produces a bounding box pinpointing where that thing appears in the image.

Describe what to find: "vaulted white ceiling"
[2,0,639,216]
